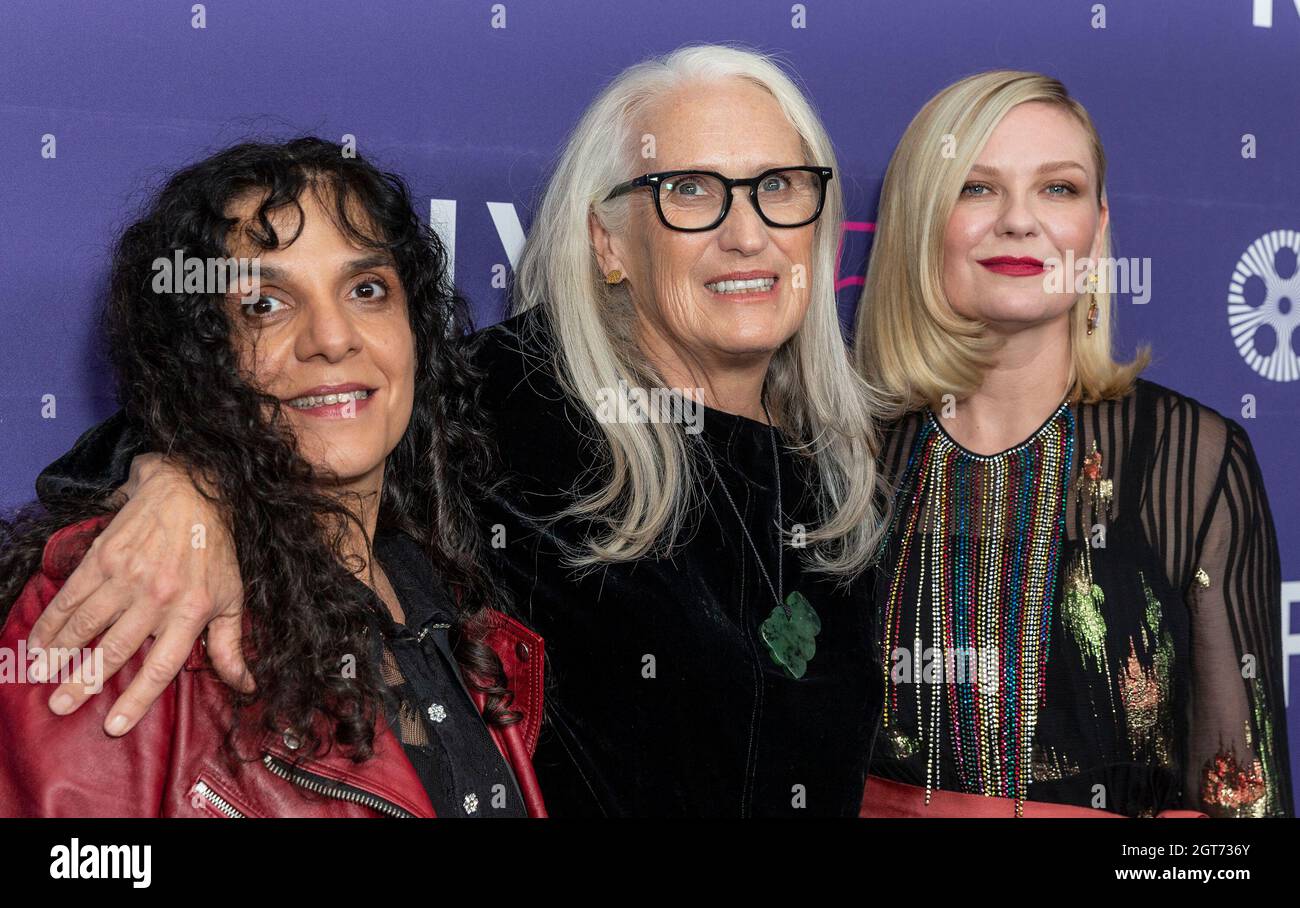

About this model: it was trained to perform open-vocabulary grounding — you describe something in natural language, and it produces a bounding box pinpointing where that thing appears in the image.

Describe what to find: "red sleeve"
[0,523,177,817]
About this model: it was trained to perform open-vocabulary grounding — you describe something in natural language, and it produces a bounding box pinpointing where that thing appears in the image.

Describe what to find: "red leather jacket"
[0,516,547,818]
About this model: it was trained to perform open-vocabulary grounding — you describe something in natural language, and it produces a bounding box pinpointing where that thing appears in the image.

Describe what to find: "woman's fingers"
[31,589,127,685]
[206,611,255,694]
[101,617,212,736]
[32,481,172,654]
[45,602,158,715]
[30,453,247,725]
[27,540,111,653]
[31,496,177,680]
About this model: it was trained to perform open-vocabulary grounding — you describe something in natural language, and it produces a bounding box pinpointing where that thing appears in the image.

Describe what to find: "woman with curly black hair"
[0,137,546,817]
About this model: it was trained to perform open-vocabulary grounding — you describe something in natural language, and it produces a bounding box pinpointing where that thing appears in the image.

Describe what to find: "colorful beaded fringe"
[881,403,1075,815]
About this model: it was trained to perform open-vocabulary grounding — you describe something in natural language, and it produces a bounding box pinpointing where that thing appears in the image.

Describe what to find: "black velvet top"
[35,306,882,817]
[467,308,880,816]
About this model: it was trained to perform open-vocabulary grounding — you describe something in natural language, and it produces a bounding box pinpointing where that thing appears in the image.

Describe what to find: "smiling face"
[942,101,1108,333]
[593,77,818,380]
[224,187,415,495]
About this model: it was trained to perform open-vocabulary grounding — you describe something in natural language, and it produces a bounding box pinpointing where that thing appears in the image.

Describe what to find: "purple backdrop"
[2,0,1297,809]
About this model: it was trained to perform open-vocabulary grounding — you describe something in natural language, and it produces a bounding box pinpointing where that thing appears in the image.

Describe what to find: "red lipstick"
[978,256,1045,277]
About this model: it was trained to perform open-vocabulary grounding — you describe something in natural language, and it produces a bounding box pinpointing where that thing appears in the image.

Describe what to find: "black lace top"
[365,529,526,818]
[868,379,1293,816]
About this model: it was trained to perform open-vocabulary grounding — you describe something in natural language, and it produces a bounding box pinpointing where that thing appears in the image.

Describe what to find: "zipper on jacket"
[193,780,246,818]
[262,754,416,818]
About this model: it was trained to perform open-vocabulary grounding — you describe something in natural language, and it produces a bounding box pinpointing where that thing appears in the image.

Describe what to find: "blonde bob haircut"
[853,70,1149,416]
[513,44,887,577]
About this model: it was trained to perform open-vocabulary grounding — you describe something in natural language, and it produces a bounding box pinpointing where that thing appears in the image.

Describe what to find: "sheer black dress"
[866,379,1293,817]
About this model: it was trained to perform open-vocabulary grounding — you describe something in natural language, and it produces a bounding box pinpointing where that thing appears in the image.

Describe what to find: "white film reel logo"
[1228,229,1300,382]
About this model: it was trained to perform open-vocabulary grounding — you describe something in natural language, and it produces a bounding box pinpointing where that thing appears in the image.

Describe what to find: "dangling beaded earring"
[605,269,624,285]
[1085,272,1100,336]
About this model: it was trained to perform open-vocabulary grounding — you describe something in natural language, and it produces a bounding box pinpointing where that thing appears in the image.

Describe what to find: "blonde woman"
[855,70,1292,817]
[25,46,888,816]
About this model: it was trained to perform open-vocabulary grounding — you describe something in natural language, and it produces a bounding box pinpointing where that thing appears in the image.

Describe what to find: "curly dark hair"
[0,136,515,766]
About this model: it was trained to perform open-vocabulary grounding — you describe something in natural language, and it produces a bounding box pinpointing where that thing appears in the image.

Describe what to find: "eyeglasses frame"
[602,166,834,232]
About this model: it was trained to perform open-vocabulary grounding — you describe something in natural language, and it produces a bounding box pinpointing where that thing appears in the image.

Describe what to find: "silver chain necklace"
[695,398,788,618]
[691,397,821,680]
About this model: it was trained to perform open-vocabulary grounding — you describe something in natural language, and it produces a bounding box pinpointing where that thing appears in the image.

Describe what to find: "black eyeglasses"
[603,166,833,232]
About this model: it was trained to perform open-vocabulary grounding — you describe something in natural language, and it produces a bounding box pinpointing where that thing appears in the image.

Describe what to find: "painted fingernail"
[105,714,129,736]
[49,693,74,714]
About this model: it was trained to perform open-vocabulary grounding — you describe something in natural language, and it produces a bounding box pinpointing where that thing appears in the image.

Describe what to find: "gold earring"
[605,269,624,285]
[1085,272,1100,335]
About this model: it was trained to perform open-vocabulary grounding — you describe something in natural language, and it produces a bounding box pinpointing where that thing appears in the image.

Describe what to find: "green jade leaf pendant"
[759,590,821,679]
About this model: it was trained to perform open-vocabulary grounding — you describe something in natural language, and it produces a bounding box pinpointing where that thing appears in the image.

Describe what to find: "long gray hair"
[514,43,886,579]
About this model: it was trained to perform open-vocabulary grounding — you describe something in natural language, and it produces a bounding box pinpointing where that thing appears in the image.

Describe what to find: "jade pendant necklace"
[697,400,821,680]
